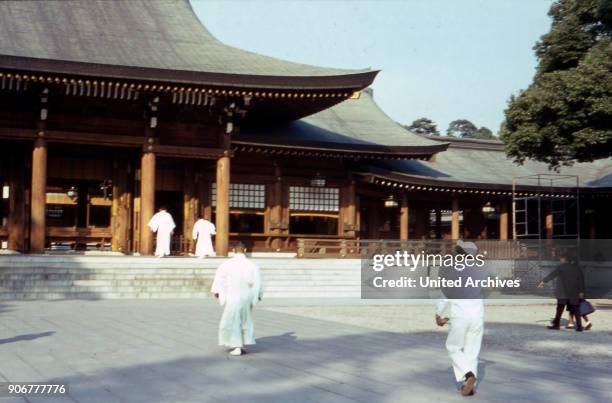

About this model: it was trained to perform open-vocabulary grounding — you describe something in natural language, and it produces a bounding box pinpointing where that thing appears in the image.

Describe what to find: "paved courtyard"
[0,300,611,402]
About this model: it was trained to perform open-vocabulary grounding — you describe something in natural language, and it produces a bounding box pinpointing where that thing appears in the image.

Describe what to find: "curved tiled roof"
[234,89,448,157]
[365,137,612,189]
[0,0,377,90]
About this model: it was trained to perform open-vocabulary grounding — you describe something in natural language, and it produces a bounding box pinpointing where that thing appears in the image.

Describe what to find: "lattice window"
[289,186,339,212]
[211,183,265,209]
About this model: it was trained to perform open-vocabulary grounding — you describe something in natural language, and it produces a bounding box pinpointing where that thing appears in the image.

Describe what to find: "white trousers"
[154,231,171,257]
[446,316,483,382]
[218,297,255,348]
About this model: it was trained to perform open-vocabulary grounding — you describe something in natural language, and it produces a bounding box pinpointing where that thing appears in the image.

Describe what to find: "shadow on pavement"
[27,322,611,403]
[0,331,55,345]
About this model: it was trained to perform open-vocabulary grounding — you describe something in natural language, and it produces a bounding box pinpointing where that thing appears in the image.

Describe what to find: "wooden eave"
[231,141,446,160]
[0,56,377,93]
[356,169,611,197]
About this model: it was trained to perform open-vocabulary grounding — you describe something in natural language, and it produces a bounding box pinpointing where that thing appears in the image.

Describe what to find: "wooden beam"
[0,129,232,160]
[215,154,230,256]
[154,145,232,160]
[139,151,155,255]
[0,128,142,147]
[30,137,47,253]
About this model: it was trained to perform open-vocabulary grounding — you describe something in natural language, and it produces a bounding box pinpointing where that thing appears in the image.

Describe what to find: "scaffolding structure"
[512,174,580,240]
[511,175,582,290]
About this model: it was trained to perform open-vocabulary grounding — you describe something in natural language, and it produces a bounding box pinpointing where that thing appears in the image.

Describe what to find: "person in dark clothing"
[538,251,585,332]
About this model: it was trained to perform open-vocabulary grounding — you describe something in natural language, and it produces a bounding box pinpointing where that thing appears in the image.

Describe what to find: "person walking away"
[538,250,585,332]
[192,216,216,258]
[435,240,485,397]
[211,242,262,356]
[148,206,176,257]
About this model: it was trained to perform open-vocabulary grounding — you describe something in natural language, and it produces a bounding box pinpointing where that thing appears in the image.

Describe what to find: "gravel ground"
[263,300,612,368]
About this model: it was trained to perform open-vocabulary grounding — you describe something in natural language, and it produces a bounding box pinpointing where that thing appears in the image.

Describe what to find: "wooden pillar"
[269,163,284,251]
[399,193,409,241]
[30,137,47,253]
[8,153,25,251]
[347,181,356,237]
[451,195,460,240]
[339,181,356,238]
[545,209,553,239]
[215,154,230,256]
[499,200,508,240]
[111,160,131,253]
[139,151,155,255]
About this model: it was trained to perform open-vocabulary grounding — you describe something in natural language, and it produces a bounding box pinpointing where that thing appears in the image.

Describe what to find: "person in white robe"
[211,242,262,356]
[192,217,216,258]
[435,240,484,397]
[147,207,176,257]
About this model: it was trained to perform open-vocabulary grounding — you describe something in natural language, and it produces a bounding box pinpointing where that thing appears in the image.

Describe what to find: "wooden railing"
[296,239,524,259]
[46,226,112,250]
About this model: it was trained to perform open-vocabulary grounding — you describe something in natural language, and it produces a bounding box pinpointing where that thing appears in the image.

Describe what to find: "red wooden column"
[30,91,49,253]
[215,152,230,256]
[400,193,409,241]
[269,162,285,251]
[30,136,47,253]
[215,108,235,257]
[499,200,509,240]
[139,98,159,255]
[345,179,356,238]
[139,150,156,255]
[451,195,460,240]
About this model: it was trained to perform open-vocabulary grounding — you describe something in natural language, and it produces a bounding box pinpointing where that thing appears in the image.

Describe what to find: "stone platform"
[0,256,361,300]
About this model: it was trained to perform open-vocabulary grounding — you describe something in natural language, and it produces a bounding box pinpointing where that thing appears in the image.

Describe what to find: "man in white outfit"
[211,242,262,356]
[435,240,484,397]
[192,216,216,258]
[147,207,176,257]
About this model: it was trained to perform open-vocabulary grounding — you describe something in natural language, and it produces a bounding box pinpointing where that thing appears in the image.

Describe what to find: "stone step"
[0,256,362,299]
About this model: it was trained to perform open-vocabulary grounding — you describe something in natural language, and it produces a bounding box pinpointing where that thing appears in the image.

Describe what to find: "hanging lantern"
[384,195,398,208]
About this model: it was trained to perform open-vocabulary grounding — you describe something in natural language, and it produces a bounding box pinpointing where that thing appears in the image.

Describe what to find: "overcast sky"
[191,0,554,135]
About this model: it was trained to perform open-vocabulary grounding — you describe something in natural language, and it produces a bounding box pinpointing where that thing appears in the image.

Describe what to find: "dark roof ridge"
[418,134,505,151]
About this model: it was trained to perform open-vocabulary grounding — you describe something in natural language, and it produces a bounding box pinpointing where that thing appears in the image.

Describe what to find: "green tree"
[404,117,440,136]
[447,119,477,138]
[501,0,612,168]
[466,127,496,140]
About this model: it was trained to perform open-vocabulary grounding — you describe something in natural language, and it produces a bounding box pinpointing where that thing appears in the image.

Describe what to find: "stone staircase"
[0,256,362,300]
